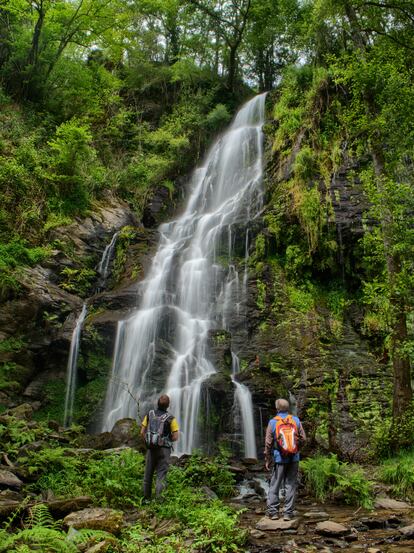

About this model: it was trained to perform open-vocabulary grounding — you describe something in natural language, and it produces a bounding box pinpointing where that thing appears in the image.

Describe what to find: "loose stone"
[315,520,349,537]
[63,507,124,535]
[0,469,23,489]
[399,522,414,537]
[303,511,329,520]
[374,497,411,510]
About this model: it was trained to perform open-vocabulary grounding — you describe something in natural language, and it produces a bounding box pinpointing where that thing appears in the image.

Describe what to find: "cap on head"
[275,398,289,412]
[158,394,170,410]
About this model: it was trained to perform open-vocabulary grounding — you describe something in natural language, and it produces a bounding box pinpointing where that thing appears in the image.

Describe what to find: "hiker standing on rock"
[141,394,179,500]
[265,398,306,520]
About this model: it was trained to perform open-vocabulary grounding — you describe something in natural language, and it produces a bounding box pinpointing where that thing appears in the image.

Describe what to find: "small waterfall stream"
[63,231,120,427]
[96,231,119,291]
[231,353,257,458]
[102,93,267,455]
[63,303,87,427]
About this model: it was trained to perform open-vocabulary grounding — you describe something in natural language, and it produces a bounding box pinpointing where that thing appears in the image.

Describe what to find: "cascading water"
[63,303,87,427]
[231,353,257,459]
[102,93,267,455]
[97,231,119,289]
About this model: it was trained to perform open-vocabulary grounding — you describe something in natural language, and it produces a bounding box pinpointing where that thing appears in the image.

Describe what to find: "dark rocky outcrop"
[0,198,143,418]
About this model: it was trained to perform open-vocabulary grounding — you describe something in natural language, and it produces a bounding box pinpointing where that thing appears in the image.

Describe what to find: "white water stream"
[231,353,257,458]
[98,231,119,281]
[102,93,267,455]
[63,303,87,427]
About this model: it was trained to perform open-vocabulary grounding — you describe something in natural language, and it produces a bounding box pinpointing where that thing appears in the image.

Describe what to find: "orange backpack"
[274,415,298,456]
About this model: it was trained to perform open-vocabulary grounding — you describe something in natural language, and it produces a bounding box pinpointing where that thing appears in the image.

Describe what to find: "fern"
[1,496,31,532]
[301,454,374,508]
[0,527,78,553]
[68,527,119,545]
[25,504,62,530]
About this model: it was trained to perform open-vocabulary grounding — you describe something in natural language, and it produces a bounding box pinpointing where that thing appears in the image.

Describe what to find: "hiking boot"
[270,513,279,520]
[283,514,294,521]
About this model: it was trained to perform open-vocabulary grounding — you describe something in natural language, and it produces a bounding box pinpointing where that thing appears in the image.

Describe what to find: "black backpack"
[145,410,172,449]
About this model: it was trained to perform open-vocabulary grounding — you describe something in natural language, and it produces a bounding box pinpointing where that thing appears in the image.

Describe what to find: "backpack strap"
[158,412,173,447]
[274,415,297,427]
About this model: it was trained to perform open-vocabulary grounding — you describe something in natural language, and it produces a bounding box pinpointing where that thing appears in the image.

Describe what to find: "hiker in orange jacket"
[264,398,306,520]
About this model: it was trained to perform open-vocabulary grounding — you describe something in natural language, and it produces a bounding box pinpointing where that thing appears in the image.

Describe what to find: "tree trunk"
[227,44,237,91]
[27,2,45,68]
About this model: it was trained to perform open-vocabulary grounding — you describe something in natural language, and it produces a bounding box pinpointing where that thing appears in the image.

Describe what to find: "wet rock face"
[107,418,141,448]
[48,199,138,270]
[0,198,140,415]
[199,372,235,455]
[207,330,233,373]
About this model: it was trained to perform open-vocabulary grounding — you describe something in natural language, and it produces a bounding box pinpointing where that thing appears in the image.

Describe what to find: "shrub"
[301,454,374,508]
[379,449,414,500]
[178,452,235,498]
[84,449,145,507]
[27,448,145,507]
[153,469,246,553]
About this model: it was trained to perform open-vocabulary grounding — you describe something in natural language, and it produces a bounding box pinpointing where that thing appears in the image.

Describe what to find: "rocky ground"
[231,473,414,553]
[0,404,414,553]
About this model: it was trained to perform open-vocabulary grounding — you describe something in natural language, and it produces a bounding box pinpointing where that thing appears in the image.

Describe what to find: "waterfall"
[63,303,87,427]
[102,93,266,455]
[97,231,119,288]
[231,353,257,459]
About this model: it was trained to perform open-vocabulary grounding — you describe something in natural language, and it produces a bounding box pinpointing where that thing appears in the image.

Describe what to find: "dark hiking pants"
[143,447,171,499]
[267,461,299,516]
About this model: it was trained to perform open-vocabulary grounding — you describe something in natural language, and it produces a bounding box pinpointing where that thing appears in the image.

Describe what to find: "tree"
[187,0,252,91]
[1,0,124,100]
[308,0,414,433]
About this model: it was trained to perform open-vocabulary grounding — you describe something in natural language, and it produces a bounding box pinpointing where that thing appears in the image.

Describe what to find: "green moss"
[255,233,266,259]
[0,336,26,353]
[293,146,317,181]
[78,349,111,381]
[59,267,96,296]
[112,225,139,283]
[286,283,315,313]
[256,279,267,311]
[34,379,66,423]
[0,362,22,392]
[75,377,108,425]
[43,212,73,233]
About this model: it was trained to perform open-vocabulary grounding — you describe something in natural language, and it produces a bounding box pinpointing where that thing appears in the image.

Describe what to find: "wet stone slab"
[315,520,350,536]
[256,517,300,531]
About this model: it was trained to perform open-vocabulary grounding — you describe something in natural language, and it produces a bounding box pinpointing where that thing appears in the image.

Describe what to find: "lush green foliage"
[176,452,235,498]
[0,413,245,553]
[301,454,374,509]
[0,503,116,553]
[379,449,414,501]
[24,448,145,508]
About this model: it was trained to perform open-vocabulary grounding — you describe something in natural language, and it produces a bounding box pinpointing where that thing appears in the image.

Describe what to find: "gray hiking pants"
[143,447,171,499]
[267,461,299,516]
